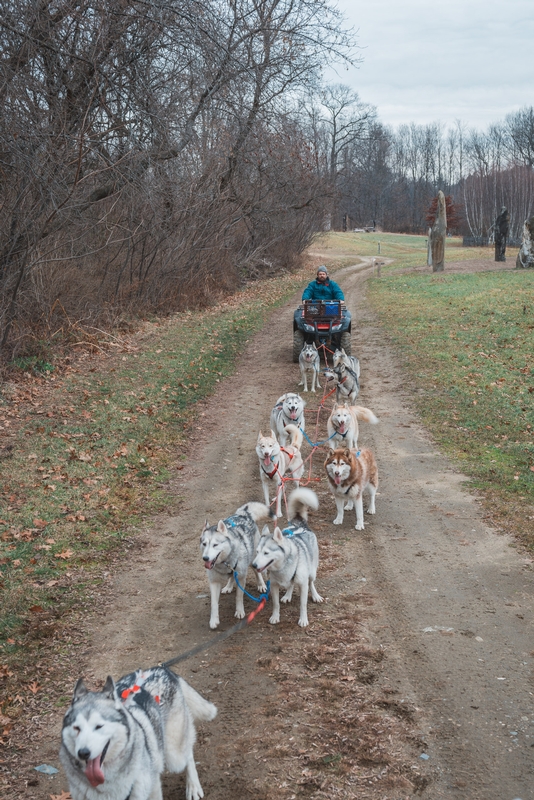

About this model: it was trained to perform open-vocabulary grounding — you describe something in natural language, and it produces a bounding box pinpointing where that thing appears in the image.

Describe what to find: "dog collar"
[282,525,305,538]
[261,461,278,479]
[355,450,361,457]
[335,427,348,438]
[223,515,240,528]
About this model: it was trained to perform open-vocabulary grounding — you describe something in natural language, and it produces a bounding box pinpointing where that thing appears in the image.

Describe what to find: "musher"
[302,266,344,301]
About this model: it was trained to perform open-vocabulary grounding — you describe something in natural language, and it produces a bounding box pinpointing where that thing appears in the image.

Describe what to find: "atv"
[292,299,352,362]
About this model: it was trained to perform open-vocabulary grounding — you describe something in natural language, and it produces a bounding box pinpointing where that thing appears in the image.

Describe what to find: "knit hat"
[317,266,328,276]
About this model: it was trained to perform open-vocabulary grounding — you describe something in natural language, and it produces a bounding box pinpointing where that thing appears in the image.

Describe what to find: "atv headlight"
[304,324,315,332]
[331,323,342,331]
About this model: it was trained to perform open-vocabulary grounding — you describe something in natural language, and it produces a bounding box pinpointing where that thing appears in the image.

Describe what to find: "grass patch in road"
[0,267,310,674]
[367,269,534,548]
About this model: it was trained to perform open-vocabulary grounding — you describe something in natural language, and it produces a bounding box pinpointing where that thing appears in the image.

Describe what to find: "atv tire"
[340,331,351,355]
[293,330,305,363]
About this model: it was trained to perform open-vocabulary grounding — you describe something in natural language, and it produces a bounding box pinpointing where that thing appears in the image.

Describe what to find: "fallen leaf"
[50,792,72,800]
[28,681,40,694]
[29,605,45,614]
[55,549,74,560]
[33,518,48,528]
[78,452,92,462]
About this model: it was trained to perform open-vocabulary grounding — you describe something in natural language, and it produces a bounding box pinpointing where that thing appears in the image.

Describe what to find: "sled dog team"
[61,344,379,800]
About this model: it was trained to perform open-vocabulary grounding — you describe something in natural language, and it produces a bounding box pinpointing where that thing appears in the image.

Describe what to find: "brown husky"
[324,447,378,529]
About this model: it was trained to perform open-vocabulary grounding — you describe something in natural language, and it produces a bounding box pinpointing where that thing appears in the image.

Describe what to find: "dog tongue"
[290,411,297,419]
[338,423,345,433]
[335,476,342,485]
[264,456,271,465]
[85,757,105,787]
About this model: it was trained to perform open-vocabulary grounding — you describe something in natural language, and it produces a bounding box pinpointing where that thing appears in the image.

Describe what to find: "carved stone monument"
[494,206,510,262]
[516,216,534,268]
[430,191,446,272]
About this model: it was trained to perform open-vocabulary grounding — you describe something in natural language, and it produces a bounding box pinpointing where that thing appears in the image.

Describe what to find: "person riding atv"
[293,266,351,361]
[302,266,344,301]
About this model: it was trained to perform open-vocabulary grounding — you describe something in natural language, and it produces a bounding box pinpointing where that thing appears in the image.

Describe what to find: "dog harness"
[262,447,296,479]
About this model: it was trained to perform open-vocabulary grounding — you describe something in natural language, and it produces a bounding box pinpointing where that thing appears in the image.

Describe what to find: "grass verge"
[0,264,312,750]
[367,268,534,549]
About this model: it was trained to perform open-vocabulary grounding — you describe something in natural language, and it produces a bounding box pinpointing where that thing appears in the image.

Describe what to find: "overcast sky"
[329,0,534,132]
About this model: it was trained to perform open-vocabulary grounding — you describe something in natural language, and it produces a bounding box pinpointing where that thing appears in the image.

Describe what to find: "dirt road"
[36,260,533,799]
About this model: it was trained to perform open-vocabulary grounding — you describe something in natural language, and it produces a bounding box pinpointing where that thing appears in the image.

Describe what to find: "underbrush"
[368,269,534,549]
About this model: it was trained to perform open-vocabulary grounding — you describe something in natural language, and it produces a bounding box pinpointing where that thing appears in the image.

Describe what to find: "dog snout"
[77,746,91,761]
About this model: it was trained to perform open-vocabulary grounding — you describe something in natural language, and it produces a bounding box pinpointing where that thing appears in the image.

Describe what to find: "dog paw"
[355,523,364,530]
[269,614,280,624]
[186,781,204,800]
[344,501,354,510]
[298,618,309,627]
[234,609,246,619]
[333,517,343,525]
[209,619,220,630]
[367,507,376,515]
[221,584,234,594]
[281,593,293,604]
[312,593,324,604]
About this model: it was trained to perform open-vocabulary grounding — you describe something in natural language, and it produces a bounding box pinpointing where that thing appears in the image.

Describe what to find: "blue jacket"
[302,279,344,301]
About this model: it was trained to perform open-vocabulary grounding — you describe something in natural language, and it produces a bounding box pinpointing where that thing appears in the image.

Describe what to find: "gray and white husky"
[256,424,304,517]
[252,488,323,627]
[200,501,273,629]
[60,666,216,800]
[298,342,321,393]
[325,350,360,404]
[270,392,306,447]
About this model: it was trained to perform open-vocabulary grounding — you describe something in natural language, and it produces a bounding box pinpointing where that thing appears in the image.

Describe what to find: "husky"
[60,665,216,800]
[333,347,361,380]
[256,424,304,517]
[324,447,378,530]
[324,361,360,404]
[200,501,273,629]
[327,403,379,450]
[270,392,306,447]
[252,488,323,627]
[298,343,321,393]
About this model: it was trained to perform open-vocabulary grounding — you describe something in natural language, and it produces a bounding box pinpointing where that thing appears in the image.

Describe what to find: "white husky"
[252,488,323,627]
[327,403,379,450]
[270,392,306,447]
[60,666,216,800]
[200,501,272,629]
[256,424,304,517]
[298,342,321,392]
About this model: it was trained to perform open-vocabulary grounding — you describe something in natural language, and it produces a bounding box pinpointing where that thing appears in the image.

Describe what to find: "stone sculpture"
[516,216,534,268]
[494,206,510,262]
[430,191,446,272]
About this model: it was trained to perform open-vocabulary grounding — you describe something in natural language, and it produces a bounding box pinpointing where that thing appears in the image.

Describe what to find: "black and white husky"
[298,342,321,393]
[270,392,306,447]
[60,666,216,800]
[200,501,273,629]
[252,488,323,627]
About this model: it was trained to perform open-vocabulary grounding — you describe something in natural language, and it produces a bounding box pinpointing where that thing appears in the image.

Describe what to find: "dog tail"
[179,679,218,722]
[287,488,318,522]
[284,423,303,451]
[237,501,274,523]
[354,406,379,425]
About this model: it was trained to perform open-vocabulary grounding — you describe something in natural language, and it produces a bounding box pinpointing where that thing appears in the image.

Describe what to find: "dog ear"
[273,526,284,543]
[261,524,270,536]
[217,520,227,534]
[73,678,89,701]
[343,448,352,460]
[101,676,115,699]
[257,431,263,442]
[270,429,278,441]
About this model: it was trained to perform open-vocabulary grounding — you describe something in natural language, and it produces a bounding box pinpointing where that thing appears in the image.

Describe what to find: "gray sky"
[330,0,534,131]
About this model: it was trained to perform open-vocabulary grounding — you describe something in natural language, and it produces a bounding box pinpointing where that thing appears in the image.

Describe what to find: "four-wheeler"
[293,300,352,362]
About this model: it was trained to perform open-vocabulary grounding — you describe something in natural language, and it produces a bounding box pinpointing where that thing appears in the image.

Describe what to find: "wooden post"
[431,191,446,272]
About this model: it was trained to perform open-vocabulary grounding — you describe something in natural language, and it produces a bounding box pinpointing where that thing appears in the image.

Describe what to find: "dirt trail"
[36,258,533,799]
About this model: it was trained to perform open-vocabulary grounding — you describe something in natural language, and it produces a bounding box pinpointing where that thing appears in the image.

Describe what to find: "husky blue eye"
[95,724,103,730]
